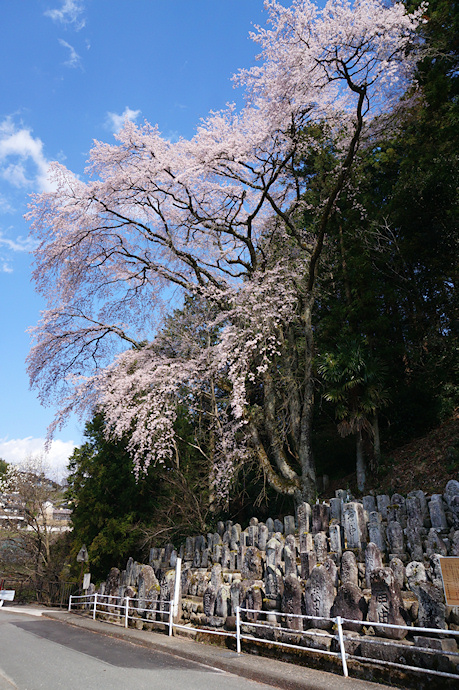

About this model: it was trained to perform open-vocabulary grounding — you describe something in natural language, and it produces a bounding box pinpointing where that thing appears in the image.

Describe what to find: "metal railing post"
[93,593,97,620]
[125,596,129,628]
[68,595,72,612]
[168,601,173,637]
[236,606,241,654]
[336,616,348,677]
[173,557,182,619]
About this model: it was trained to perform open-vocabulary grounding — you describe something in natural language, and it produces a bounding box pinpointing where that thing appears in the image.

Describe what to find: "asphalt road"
[0,610,277,690]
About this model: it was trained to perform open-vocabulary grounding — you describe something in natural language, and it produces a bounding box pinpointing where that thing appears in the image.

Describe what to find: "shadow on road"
[13,619,216,672]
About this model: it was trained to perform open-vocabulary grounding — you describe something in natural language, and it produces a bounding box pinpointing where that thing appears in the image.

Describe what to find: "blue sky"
[0,0,268,478]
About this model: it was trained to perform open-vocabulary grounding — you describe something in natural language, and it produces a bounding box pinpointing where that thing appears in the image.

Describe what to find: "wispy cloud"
[0,117,54,193]
[44,0,86,30]
[165,130,180,143]
[0,437,76,481]
[0,229,37,273]
[106,106,141,134]
[0,230,36,253]
[58,39,82,69]
[0,117,54,272]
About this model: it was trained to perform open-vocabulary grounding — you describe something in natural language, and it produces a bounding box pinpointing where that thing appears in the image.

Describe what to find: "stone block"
[365,542,384,589]
[241,546,263,580]
[304,565,335,629]
[429,494,448,532]
[376,494,390,520]
[312,503,330,534]
[281,574,303,630]
[331,582,367,631]
[300,551,317,580]
[367,567,409,639]
[314,531,328,563]
[284,515,296,535]
[341,550,359,588]
[297,501,311,533]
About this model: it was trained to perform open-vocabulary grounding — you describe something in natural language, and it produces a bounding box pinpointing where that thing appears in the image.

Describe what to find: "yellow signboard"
[439,557,459,606]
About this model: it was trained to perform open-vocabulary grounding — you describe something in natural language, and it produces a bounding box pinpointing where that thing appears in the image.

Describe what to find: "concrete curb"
[40,610,393,690]
[0,605,46,617]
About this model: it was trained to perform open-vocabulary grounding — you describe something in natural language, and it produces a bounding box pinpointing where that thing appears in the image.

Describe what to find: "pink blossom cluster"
[27,1,425,498]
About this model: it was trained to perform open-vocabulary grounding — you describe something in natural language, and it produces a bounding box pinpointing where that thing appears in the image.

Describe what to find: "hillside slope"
[327,411,459,498]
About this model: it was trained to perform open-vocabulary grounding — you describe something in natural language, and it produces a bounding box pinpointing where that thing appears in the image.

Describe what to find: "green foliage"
[318,339,389,437]
[310,1,458,473]
[67,414,158,579]
[67,411,213,581]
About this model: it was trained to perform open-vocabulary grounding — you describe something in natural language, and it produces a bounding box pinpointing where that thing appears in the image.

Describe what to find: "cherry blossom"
[27,0,424,502]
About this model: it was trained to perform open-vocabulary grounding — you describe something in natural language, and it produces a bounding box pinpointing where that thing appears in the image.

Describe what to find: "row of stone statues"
[93,479,459,671]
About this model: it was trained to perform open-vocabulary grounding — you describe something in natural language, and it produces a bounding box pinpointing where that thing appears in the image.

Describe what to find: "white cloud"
[58,39,82,69]
[0,229,37,252]
[0,194,14,214]
[44,0,86,30]
[0,117,54,193]
[0,229,36,274]
[165,130,180,143]
[0,437,76,482]
[106,106,141,134]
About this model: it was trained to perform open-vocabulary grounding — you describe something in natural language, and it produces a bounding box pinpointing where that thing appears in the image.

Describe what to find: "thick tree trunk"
[356,432,366,494]
[298,298,317,503]
[372,414,381,469]
[248,422,300,496]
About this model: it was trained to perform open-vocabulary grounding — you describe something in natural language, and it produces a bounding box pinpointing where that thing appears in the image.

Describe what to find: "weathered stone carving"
[376,494,390,520]
[241,546,263,580]
[386,520,404,557]
[416,583,447,629]
[367,568,408,639]
[341,551,359,588]
[245,585,263,621]
[304,565,335,629]
[284,534,298,577]
[365,543,383,589]
[313,531,328,563]
[102,478,459,669]
[388,494,406,527]
[425,528,447,557]
[429,494,448,532]
[368,512,386,553]
[331,582,367,631]
[284,515,296,535]
[203,584,217,617]
[300,550,317,580]
[281,574,303,630]
[296,501,311,533]
[329,521,342,557]
[312,503,330,535]
[343,502,365,551]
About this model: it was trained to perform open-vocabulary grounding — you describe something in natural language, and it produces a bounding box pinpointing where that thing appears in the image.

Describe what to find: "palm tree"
[318,339,389,493]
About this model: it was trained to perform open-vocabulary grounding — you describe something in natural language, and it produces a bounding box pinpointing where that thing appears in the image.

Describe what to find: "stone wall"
[96,479,459,672]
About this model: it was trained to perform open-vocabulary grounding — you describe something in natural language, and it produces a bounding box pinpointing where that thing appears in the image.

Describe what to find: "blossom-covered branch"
[27,0,424,503]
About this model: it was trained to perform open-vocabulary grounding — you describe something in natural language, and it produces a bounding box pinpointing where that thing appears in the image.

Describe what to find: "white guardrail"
[68,593,459,680]
[68,593,174,635]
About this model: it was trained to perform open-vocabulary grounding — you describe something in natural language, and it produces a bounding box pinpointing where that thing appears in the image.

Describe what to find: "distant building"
[0,493,72,533]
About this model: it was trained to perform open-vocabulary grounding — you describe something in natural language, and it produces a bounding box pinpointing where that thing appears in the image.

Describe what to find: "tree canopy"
[28,0,441,504]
